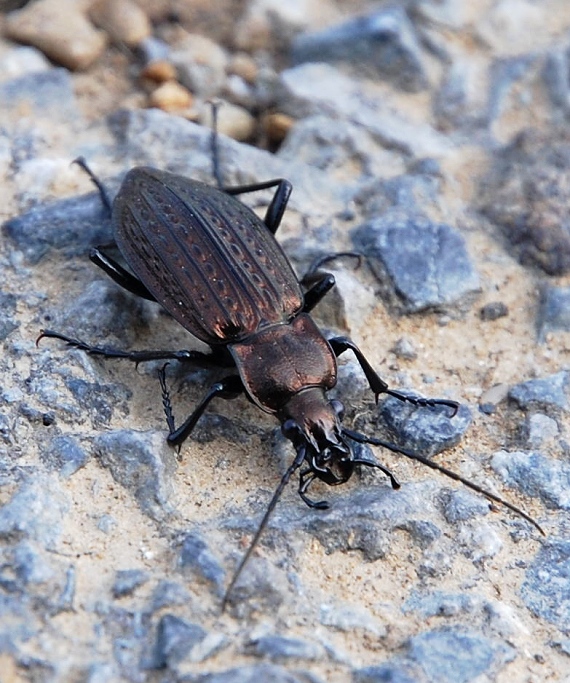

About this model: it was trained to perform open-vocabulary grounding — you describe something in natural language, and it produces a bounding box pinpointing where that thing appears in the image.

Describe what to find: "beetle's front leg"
[328,336,459,416]
[159,370,244,447]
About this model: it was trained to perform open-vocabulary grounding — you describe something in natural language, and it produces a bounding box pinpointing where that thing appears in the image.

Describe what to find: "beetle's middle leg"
[90,248,156,301]
[328,337,459,416]
[159,370,244,446]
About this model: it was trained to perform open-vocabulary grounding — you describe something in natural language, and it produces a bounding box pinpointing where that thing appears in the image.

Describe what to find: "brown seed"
[148,81,193,113]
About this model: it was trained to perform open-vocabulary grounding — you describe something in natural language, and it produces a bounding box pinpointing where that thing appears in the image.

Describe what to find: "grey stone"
[538,286,570,341]
[352,212,480,313]
[377,398,471,456]
[150,580,191,612]
[112,569,149,599]
[406,627,513,683]
[3,191,113,265]
[277,63,451,159]
[320,602,386,637]
[402,591,474,618]
[193,664,319,683]
[245,635,321,661]
[543,47,570,116]
[0,292,18,341]
[353,663,418,683]
[39,434,89,478]
[93,430,175,521]
[291,7,428,93]
[492,450,570,510]
[0,68,78,123]
[509,372,569,412]
[522,413,559,447]
[221,556,289,619]
[441,489,490,524]
[479,301,508,321]
[0,473,68,546]
[178,532,225,594]
[152,614,206,669]
[522,540,570,631]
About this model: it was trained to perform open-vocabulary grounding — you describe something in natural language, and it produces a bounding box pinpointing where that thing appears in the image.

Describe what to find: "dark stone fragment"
[479,301,509,321]
[480,128,570,275]
[3,192,113,265]
[245,635,320,661]
[0,293,18,341]
[178,533,225,593]
[152,614,206,669]
[112,569,149,599]
[537,286,570,341]
[193,664,319,683]
[353,663,418,683]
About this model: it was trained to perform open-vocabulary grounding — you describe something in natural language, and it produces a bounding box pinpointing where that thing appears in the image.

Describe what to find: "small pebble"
[479,301,509,321]
[262,112,295,146]
[148,81,193,113]
[140,60,177,85]
[203,101,255,142]
[227,52,258,84]
[171,33,228,98]
[5,0,107,71]
[89,0,151,48]
[391,337,418,361]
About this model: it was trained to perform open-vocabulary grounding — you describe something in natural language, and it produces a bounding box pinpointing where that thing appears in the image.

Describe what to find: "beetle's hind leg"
[159,370,244,447]
[73,157,113,217]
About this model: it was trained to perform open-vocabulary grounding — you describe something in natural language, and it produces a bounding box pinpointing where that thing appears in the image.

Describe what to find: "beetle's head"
[278,387,353,485]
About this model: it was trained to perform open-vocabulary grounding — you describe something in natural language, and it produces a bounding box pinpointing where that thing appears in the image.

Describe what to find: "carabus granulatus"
[38,106,543,607]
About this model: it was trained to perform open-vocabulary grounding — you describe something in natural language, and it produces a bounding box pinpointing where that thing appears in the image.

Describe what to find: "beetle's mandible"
[38,110,543,607]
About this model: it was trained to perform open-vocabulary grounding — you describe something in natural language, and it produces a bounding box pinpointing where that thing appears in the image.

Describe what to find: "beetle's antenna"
[209,100,224,190]
[343,428,545,535]
[222,446,306,611]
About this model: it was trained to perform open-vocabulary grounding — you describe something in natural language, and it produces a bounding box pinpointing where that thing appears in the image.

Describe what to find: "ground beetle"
[39,106,543,607]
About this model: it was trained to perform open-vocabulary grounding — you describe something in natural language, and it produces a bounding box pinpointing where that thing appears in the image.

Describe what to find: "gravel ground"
[1,1,570,682]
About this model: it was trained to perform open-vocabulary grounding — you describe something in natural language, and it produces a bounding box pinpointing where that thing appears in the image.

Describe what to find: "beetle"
[38,109,543,606]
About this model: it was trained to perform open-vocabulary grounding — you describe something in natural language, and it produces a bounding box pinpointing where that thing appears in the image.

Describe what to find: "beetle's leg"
[301,252,362,284]
[223,179,292,234]
[300,253,364,312]
[302,273,336,313]
[298,469,330,509]
[73,157,113,217]
[328,336,459,416]
[37,329,223,368]
[159,371,244,446]
[90,248,156,301]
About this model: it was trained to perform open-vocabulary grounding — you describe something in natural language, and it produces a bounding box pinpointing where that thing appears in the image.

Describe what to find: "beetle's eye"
[330,400,345,420]
[281,419,300,440]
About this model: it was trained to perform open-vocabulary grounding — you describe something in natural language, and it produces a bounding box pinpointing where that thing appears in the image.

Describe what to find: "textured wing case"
[113,168,303,345]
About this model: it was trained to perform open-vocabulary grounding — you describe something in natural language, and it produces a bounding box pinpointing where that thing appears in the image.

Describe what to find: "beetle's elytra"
[39,116,543,607]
